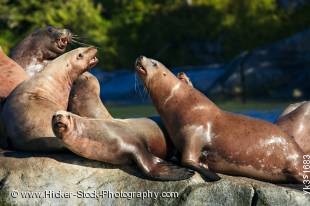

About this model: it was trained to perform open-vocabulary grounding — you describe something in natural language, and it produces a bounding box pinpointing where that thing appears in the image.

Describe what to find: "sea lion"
[68,72,112,119]
[136,56,304,183]
[0,49,28,148]
[67,70,180,164]
[52,110,194,181]
[10,26,72,77]
[1,47,98,151]
[275,101,310,154]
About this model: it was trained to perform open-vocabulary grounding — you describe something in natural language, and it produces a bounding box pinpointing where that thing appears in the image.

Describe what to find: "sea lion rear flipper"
[182,162,220,182]
[133,151,194,181]
[191,165,221,182]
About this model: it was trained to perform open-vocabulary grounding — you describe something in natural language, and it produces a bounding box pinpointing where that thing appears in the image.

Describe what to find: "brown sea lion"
[10,26,72,77]
[0,48,28,148]
[276,101,310,154]
[136,56,304,183]
[1,47,98,151]
[68,72,112,119]
[52,110,194,181]
[68,71,177,157]
[66,70,182,172]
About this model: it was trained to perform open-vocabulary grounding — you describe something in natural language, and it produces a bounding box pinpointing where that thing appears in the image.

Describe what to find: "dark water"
[240,110,281,122]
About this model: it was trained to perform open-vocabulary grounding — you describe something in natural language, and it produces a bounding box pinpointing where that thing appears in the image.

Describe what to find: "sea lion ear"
[47,26,53,33]
[77,53,84,60]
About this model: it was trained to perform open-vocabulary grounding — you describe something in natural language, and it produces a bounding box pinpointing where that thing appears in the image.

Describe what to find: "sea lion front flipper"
[133,150,194,181]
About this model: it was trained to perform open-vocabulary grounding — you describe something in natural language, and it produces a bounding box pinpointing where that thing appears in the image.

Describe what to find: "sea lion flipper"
[194,166,221,182]
[134,152,194,181]
[182,161,220,181]
[149,161,195,181]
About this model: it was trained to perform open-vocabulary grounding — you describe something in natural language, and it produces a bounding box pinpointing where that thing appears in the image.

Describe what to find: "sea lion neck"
[27,53,81,108]
[148,71,219,117]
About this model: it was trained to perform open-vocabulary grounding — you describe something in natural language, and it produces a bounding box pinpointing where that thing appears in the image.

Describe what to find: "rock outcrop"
[209,29,310,100]
[0,149,309,206]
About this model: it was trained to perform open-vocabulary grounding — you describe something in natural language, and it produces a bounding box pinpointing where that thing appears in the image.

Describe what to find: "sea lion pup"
[136,56,305,183]
[177,72,193,87]
[52,111,194,181]
[1,47,98,151]
[68,72,112,119]
[10,26,72,77]
[275,101,310,154]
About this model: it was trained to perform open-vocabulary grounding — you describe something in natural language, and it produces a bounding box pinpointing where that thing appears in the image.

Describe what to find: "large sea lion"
[275,101,310,154]
[10,26,72,77]
[52,110,194,181]
[1,47,98,151]
[136,56,304,183]
[0,48,28,148]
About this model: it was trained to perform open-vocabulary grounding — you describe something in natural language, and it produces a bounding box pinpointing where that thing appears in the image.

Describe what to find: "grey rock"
[0,149,309,206]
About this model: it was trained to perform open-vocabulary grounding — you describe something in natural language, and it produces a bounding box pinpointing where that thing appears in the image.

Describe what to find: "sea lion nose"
[138,56,145,61]
[136,56,145,66]
[60,37,67,44]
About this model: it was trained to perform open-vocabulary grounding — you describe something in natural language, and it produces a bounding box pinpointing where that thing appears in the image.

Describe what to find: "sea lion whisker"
[71,33,91,40]
[134,73,145,101]
[71,40,103,51]
[71,39,95,48]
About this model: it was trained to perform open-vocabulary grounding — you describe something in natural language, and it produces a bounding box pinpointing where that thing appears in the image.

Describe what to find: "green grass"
[106,100,293,118]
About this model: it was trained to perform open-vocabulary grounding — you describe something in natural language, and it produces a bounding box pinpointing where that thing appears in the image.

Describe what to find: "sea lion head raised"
[32,26,72,56]
[57,47,98,76]
[10,26,73,76]
[135,56,169,82]
[135,56,190,107]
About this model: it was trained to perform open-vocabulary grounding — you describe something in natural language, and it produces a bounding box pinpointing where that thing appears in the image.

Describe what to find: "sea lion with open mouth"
[10,26,72,77]
[1,47,98,151]
[136,56,304,183]
[52,110,194,181]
